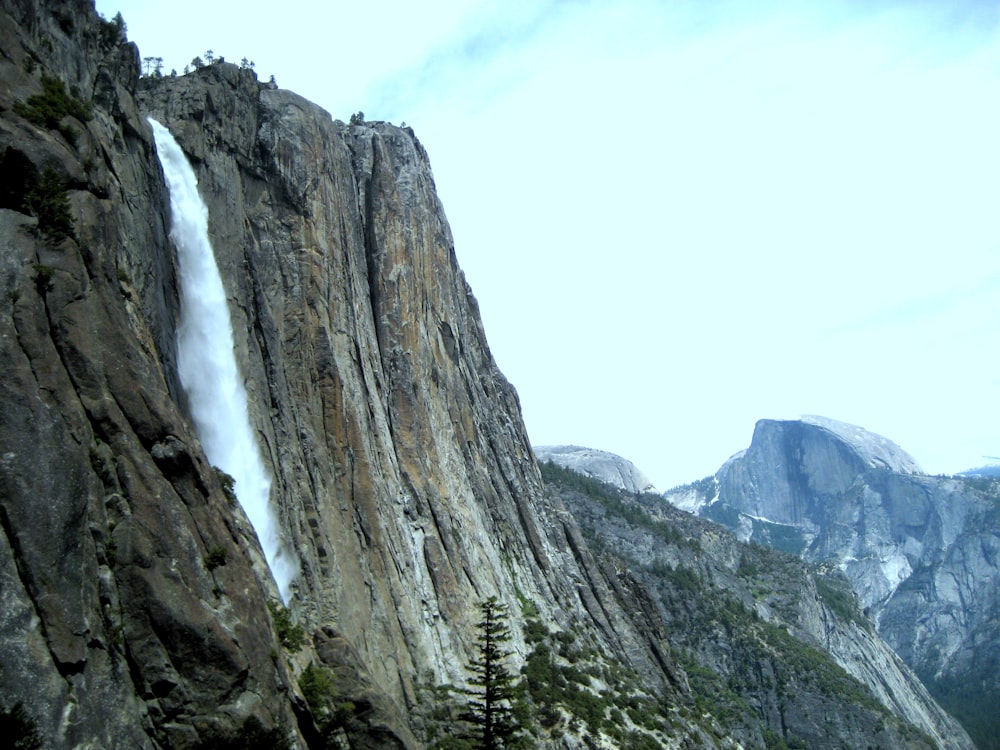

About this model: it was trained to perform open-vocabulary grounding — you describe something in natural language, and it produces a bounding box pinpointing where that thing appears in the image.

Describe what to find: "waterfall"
[149,118,297,602]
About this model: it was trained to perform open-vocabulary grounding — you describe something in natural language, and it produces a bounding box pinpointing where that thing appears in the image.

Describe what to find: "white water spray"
[149,118,297,601]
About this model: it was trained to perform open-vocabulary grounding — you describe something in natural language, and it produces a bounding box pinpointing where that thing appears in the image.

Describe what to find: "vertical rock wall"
[0,3,673,745]
[0,1,301,747]
[138,63,668,714]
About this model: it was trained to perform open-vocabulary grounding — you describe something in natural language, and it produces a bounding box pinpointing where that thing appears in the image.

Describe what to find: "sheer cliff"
[0,2,676,747]
[135,54,674,734]
[0,1,976,748]
[1,3,301,747]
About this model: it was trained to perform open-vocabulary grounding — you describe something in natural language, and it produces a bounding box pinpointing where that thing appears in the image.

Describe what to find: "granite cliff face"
[0,2,679,746]
[136,55,665,735]
[666,416,1000,747]
[0,1,978,747]
[0,2,301,746]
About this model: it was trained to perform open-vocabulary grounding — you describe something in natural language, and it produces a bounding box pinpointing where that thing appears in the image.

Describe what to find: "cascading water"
[149,118,297,602]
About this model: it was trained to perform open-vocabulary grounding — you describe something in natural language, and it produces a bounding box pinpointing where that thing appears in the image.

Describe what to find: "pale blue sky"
[96,0,1000,488]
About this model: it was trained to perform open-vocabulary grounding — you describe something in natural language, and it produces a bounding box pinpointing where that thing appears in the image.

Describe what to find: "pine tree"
[463,597,522,749]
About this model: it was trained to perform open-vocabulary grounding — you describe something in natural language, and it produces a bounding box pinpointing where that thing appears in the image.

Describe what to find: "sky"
[94,0,1000,490]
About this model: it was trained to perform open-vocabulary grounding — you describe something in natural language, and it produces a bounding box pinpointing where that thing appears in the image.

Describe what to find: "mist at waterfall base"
[149,119,297,602]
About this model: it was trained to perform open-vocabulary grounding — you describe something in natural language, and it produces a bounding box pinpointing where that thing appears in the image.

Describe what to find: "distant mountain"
[540,461,973,749]
[664,417,1000,749]
[959,462,1000,477]
[534,445,658,494]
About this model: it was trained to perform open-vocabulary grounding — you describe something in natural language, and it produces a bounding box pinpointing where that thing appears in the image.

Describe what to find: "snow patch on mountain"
[668,486,708,514]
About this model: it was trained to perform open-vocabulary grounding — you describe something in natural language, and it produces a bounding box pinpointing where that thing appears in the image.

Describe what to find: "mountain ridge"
[534,444,658,494]
[662,415,999,749]
[539,460,971,748]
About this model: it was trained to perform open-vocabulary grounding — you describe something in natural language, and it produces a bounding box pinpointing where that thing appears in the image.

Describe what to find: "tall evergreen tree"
[463,597,521,749]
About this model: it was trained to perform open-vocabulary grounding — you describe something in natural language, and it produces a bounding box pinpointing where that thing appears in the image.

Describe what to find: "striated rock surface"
[535,444,658,494]
[0,2,300,747]
[135,58,682,727]
[0,2,678,746]
[666,416,1000,748]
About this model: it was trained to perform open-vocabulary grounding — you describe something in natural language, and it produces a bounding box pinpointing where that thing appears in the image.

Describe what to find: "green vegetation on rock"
[267,601,305,653]
[541,461,935,749]
[14,73,92,145]
[298,663,356,746]
[24,168,75,241]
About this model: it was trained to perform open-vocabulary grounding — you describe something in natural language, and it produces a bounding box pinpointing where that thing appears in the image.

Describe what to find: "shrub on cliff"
[14,73,92,145]
[299,663,357,743]
[24,167,75,241]
[267,601,305,653]
[98,12,126,49]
